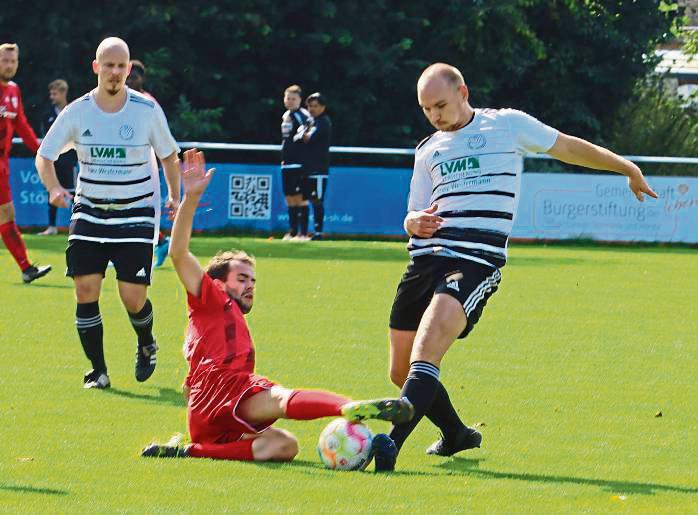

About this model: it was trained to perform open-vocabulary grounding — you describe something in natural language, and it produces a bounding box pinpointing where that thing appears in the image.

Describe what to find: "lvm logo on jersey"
[438,156,480,177]
[90,146,126,159]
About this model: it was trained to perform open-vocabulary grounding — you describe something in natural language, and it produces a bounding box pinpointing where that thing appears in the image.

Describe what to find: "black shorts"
[389,255,502,339]
[281,166,304,196]
[66,239,153,285]
[302,173,328,202]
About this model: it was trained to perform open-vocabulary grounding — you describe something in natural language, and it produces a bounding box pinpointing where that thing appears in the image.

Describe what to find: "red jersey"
[0,81,39,162]
[184,273,256,387]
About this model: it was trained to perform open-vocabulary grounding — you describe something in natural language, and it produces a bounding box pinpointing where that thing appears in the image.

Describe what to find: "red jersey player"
[0,43,51,283]
[141,149,412,463]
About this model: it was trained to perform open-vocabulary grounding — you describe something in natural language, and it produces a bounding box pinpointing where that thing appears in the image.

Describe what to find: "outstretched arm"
[169,149,215,297]
[547,133,658,202]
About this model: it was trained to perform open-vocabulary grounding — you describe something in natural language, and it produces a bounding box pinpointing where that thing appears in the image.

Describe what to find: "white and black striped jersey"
[407,108,558,268]
[281,107,309,168]
[38,88,179,245]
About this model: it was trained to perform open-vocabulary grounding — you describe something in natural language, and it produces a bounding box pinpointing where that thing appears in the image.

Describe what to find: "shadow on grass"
[103,386,186,408]
[255,458,440,477]
[0,483,68,496]
[438,457,698,496]
[21,282,73,289]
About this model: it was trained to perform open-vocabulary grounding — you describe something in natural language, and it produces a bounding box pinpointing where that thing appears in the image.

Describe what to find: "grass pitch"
[1,236,696,512]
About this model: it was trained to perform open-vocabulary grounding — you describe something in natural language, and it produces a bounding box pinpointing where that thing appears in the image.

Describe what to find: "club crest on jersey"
[90,146,126,159]
[468,134,486,149]
[119,124,135,140]
[438,156,480,177]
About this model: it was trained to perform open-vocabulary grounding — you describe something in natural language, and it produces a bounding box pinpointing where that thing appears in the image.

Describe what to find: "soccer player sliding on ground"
[142,149,413,462]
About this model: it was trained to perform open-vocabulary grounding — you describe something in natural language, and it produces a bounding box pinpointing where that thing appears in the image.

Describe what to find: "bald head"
[417,63,472,132]
[93,37,131,99]
[418,63,465,93]
[96,37,129,62]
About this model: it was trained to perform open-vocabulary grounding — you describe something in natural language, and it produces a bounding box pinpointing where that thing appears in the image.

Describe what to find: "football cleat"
[141,443,190,458]
[341,397,415,424]
[370,433,397,472]
[154,236,170,268]
[22,264,52,284]
[426,425,482,457]
[135,342,158,382]
[83,369,111,389]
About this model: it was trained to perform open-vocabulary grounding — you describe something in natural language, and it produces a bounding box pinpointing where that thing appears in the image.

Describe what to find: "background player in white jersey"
[35,37,181,389]
[376,62,658,472]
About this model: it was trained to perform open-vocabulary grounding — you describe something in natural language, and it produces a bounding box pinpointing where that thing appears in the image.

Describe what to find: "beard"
[227,290,253,314]
[0,70,15,82]
[106,84,121,96]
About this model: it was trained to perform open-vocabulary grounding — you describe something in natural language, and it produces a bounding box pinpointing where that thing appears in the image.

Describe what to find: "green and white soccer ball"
[317,418,373,471]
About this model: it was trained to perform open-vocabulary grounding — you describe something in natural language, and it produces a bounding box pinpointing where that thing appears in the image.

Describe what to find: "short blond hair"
[205,250,256,280]
[48,79,68,92]
[0,43,19,55]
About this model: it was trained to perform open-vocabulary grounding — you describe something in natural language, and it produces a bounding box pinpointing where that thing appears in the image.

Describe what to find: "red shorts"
[187,369,277,444]
[0,163,11,205]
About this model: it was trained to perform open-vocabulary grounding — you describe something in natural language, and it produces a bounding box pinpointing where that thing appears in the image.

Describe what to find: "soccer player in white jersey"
[35,37,181,389]
[374,63,658,472]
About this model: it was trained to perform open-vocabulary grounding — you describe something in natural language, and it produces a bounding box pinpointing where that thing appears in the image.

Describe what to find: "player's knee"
[276,434,299,461]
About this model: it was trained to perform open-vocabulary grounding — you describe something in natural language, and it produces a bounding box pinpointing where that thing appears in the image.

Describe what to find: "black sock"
[299,205,309,235]
[426,382,465,441]
[128,299,155,348]
[48,204,57,226]
[389,361,440,451]
[313,202,324,232]
[288,206,298,235]
[76,302,106,373]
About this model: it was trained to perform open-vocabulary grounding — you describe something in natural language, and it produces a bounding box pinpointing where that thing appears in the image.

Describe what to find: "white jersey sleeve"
[37,106,76,161]
[149,103,180,159]
[502,109,559,154]
[407,148,432,212]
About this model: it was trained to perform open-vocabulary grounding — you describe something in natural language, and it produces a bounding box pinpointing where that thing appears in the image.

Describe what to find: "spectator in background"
[280,85,310,240]
[38,79,77,236]
[301,93,332,240]
[0,42,51,283]
[127,59,170,266]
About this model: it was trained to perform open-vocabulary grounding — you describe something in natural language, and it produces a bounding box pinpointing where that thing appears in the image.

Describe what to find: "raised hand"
[182,149,215,198]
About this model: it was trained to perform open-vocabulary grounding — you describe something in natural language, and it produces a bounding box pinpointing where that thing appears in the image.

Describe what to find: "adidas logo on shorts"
[446,281,460,292]
[136,268,146,278]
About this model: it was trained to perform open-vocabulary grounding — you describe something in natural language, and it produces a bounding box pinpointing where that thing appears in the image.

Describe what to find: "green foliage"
[607,77,698,170]
[1,1,678,145]
[1,237,697,511]
[168,95,224,141]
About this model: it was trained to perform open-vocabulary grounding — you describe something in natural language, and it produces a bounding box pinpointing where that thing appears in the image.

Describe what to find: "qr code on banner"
[228,174,272,220]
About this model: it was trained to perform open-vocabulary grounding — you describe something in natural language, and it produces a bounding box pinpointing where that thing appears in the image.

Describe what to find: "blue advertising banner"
[8,158,698,242]
[514,173,698,243]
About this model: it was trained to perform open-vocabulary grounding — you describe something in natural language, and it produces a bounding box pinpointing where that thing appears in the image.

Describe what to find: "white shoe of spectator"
[38,226,58,236]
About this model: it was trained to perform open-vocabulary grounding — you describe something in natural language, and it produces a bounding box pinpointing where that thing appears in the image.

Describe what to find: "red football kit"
[181,273,351,461]
[0,80,39,204]
[184,273,276,444]
[0,80,39,272]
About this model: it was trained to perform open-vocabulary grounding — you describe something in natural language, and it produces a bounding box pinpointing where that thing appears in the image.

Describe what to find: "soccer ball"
[317,419,373,471]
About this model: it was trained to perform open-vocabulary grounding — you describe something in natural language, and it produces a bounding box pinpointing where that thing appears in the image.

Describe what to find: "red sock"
[284,390,350,420]
[0,222,30,271]
[188,440,254,461]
